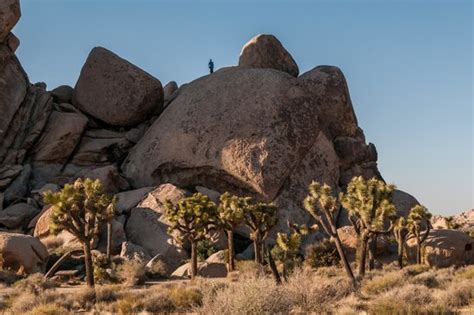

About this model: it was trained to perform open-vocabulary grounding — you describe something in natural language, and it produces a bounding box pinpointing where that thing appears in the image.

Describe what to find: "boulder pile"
[0,1,470,274]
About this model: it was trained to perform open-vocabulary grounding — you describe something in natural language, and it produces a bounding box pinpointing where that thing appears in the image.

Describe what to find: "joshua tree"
[43,178,115,288]
[393,216,409,269]
[165,193,218,280]
[242,199,278,265]
[407,205,432,264]
[272,223,308,281]
[303,181,356,283]
[340,176,396,277]
[217,192,245,272]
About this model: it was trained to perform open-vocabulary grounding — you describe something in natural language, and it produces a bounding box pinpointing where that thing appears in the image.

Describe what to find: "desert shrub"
[117,260,146,286]
[368,284,438,314]
[142,290,175,313]
[145,258,169,279]
[198,277,291,314]
[286,268,354,312]
[115,294,143,315]
[454,265,474,281]
[197,239,219,261]
[93,253,119,284]
[409,270,441,288]
[433,279,474,308]
[9,291,38,313]
[95,285,124,303]
[362,271,404,295]
[14,273,57,293]
[403,264,430,276]
[236,260,265,279]
[25,303,70,315]
[314,265,345,278]
[169,286,203,309]
[304,239,340,268]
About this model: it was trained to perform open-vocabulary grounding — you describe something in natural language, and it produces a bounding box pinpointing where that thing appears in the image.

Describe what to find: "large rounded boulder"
[122,67,319,201]
[238,34,299,77]
[0,232,49,274]
[73,47,163,127]
[406,229,474,268]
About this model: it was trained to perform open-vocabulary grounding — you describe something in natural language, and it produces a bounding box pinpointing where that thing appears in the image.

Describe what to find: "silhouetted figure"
[208,59,214,74]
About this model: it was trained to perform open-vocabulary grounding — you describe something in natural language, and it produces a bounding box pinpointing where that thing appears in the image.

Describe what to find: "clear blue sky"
[14,0,472,215]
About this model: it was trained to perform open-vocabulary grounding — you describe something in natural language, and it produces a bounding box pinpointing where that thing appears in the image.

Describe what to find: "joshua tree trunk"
[398,240,405,269]
[227,229,235,272]
[190,241,198,280]
[106,221,112,261]
[368,236,377,270]
[266,246,282,285]
[358,234,369,277]
[83,241,95,288]
[332,234,356,284]
[416,240,422,265]
[254,233,263,265]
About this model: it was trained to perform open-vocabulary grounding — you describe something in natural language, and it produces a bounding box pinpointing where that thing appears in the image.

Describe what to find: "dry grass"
[0,264,473,314]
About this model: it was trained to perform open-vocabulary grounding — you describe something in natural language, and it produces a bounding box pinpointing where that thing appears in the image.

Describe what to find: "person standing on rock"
[208,59,214,74]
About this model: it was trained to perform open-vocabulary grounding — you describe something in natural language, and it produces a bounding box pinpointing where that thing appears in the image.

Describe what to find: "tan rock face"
[239,34,299,77]
[30,111,88,163]
[0,45,27,138]
[0,202,39,229]
[406,229,474,267]
[299,66,358,139]
[73,47,164,127]
[125,206,186,270]
[122,67,319,201]
[0,0,20,43]
[0,232,48,274]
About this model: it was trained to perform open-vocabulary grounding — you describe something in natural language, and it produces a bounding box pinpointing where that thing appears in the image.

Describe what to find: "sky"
[14,0,472,215]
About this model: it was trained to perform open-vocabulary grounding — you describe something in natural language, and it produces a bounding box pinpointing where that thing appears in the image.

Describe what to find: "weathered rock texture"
[0,232,49,273]
[2,3,462,272]
[73,47,164,127]
[239,34,299,77]
[407,229,474,268]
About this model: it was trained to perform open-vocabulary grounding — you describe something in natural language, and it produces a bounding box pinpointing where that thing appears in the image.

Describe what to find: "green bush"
[197,239,219,261]
[304,239,340,268]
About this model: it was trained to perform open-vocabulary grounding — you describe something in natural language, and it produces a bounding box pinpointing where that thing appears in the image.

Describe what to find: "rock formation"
[2,0,468,274]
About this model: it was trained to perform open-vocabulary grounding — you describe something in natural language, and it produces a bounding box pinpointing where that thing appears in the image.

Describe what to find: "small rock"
[50,85,73,103]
